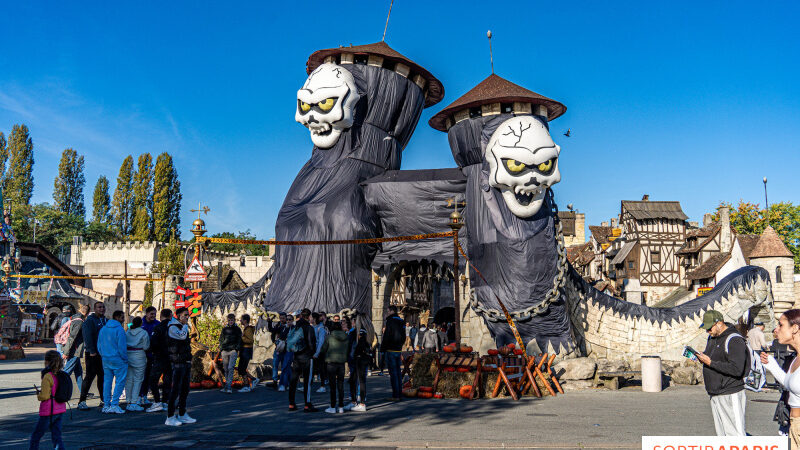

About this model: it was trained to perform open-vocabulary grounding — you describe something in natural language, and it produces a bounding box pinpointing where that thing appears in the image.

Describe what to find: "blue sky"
[0,1,798,239]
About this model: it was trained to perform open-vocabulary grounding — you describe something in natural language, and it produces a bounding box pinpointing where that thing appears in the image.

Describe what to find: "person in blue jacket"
[98,310,128,414]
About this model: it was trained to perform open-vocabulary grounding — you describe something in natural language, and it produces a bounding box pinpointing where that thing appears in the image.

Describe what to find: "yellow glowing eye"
[299,101,311,113]
[538,159,553,173]
[505,159,527,173]
[318,97,336,112]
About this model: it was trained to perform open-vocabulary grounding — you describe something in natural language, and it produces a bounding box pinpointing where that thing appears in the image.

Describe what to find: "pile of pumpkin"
[402,384,443,399]
[485,343,525,356]
[442,343,473,353]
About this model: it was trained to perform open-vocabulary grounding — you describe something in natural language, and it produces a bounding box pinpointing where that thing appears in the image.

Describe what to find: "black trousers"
[167,362,190,417]
[348,359,367,404]
[79,354,104,402]
[327,362,345,408]
[141,354,153,398]
[289,356,311,406]
[238,347,253,379]
[150,358,172,403]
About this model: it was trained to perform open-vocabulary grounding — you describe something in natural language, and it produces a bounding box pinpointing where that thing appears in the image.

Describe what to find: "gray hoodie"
[126,327,150,368]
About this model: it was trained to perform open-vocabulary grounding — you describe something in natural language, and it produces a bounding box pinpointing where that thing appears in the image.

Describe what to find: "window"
[628,261,635,269]
[776,266,783,283]
[651,250,661,265]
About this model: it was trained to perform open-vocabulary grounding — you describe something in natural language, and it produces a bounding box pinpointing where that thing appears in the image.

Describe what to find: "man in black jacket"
[287,309,316,412]
[165,307,196,426]
[268,312,290,390]
[696,310,749,436]
[219,314,243,393]
[380,305,405,401]
[146,309,172,413]
[78,302,107,410]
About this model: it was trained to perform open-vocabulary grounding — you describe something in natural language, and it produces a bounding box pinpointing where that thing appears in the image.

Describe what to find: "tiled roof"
[737,234,761,263]
[750,226,793,258]
[567,242,594,267]
[686,253,732,280]
[589,225,613,245]
[677,222,721,255]
[428,74,566,131]
[621,200,688,221]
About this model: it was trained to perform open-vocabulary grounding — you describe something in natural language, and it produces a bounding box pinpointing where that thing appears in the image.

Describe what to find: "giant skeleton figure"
[430,74,774,358]
[263,42,443,315]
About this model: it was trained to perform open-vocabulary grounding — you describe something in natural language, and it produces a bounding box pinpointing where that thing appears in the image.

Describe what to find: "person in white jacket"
[125,316,150,411]
[761,309,800,449]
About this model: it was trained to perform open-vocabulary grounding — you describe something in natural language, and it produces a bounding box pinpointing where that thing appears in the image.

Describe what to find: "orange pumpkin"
[459,385,474,399]
[507,343,515,350]
[460,346,473,353]
[0,354,6,360]
[418,386,433,393]
[457,367,470,373]
[498,346,511,356]
[189,382,202,389]
[433,392,444,399]
[443,345,455,353]
[232,380,243,388]
[216,381,223,388]
[513,348,525,356]
[487,349,499,356]
[417,391,433,399]
[403,388,418,398]
[201,379,215,389]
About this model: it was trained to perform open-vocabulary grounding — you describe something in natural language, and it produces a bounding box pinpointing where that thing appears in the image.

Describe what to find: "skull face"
[295,63,360,149]
[485,115,561,218]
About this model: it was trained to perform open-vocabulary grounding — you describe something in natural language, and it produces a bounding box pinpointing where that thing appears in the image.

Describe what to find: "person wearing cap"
[695,310,750,436]
[748,321,769,352]
[760,309,800,448]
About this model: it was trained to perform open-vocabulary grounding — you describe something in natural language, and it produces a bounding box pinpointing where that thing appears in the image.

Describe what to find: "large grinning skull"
[485,115,561,218]
[295,63,360,149]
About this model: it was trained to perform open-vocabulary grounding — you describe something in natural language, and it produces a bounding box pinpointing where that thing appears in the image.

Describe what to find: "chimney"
[719,206,732,253]
[642,194,649,201]
[611,218,617,228]
[703,213,713,227]
[601,221,609,227]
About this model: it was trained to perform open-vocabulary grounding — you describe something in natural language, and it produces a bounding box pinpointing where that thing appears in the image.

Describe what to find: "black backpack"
[53,371,72,403]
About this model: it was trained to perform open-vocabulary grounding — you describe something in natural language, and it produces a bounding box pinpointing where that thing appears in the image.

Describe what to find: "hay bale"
[436,371,475,398]
[410,353,438,387]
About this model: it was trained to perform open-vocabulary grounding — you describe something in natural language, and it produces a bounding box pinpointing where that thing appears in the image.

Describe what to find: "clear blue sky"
[1,1,798,239]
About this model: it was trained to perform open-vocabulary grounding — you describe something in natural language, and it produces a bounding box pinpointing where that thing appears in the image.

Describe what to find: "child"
[30,350,67,449]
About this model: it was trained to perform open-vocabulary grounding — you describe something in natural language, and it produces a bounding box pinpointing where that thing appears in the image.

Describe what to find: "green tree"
[0,132,7,184]
[716,200,800,271]
[154,232,184,276]
[131,153,153,240]
[152,153,181,242]
[111,156,134,236]
[200,230,270,256]
[4,124,35,207]
[11,203,84,251]
[53,148,86,218]
[92,175,111,223]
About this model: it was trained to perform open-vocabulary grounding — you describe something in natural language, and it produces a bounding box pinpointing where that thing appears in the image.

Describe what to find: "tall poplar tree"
[92,176,111,223]
[0,132,7,187]
[53,148,86,218]
[4,124,35,207]
[153,153,182,242]
[131,153,153,240]
[111,156,134,236]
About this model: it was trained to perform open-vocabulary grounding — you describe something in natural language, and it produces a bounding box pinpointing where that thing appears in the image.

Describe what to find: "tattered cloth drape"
[262,64,426,316]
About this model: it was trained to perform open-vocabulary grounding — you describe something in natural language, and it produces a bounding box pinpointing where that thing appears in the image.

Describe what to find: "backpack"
[286,325,306,353]
[53,371,73,403]
[54,318,76,345]
[725,333,766,392]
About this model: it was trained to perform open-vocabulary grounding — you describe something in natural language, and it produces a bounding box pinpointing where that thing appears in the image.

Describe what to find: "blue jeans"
[29,413,63,449]
[385,351,403,398]
[63,356,83,387]
[102,360,128,407]
[273,351,292,387]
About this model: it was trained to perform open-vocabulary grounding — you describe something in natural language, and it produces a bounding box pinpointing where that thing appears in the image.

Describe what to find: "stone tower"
[748,226,795,318]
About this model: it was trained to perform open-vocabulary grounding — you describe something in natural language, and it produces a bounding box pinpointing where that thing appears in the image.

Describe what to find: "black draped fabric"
[449,114,574,353]
[263,64,425,316]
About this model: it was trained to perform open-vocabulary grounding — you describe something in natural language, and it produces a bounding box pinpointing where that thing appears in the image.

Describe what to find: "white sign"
[184,255,207,282]
[20,319,36,333]
[643,436,786,450]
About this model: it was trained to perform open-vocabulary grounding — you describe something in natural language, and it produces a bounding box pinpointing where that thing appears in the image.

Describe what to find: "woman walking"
[762,309,800,449]
[125,317,150,411]
[29,350,67,449]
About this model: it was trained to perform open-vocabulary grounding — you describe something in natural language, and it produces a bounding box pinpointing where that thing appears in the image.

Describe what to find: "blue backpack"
[286,326,306,353]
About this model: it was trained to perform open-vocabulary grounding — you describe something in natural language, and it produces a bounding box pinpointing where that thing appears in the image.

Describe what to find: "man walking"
[238,314,256,392]
[695,310,749,436]
[312,312,328,393]
[78,302,107,410]
[219,313,242,393]
[98,310,128,414]
[268,312,290,391]
[165,307,196,426]
[287,308,316,412]
[140,306,160,406]
[748,321,769,351]
[62,304,89,389]
[381,305,405,401]
[146,309,173,413]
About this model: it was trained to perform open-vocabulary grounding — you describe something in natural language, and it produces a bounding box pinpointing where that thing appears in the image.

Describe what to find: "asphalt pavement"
[0,345,784,449]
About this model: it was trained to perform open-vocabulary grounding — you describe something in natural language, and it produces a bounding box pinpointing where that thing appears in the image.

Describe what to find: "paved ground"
[0,345,785,449]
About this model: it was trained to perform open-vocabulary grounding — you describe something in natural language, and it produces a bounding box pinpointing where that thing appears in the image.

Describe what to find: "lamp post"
[447,199,465,346]
[763,177,769,226]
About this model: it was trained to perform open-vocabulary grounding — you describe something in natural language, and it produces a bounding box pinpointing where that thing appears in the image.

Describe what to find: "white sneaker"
[146,403,164,413]
[110,405,126,414]
[337,407,344,413]
[126,403,144,412]
[316,386,326,393]
[177,413,196,424]
[325,407,337,414]
[77,401,89,411]
[238,386,251,393]
[278,385,286,392]
[351,403,367,412]
[165,416,182,426]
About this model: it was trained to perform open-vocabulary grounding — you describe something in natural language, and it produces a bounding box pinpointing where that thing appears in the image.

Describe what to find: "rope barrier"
[196,231,456,247]
[9,274,166,282]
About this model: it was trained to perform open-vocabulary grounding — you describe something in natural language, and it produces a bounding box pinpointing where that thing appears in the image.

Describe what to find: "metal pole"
[763,177,769,226]
[452,231,461,346]
[123,260,130,324]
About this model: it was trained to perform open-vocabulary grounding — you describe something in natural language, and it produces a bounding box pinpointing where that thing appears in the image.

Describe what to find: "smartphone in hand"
[683,345,698,361]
